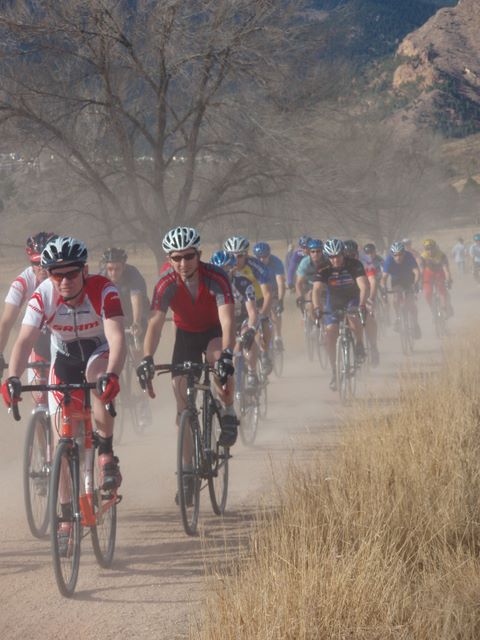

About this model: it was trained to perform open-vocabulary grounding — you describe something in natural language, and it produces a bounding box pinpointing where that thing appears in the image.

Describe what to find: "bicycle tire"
[272,343,284,377]
[239,386,260,446]
[336,335,355,404]
[257,360,268,419]
[206,399,229,515]
[90,449,117,568]
[177,410,201,536]
[317,325,328,370]
[304,313,314,361]
[23,410,51,538]
[49,440,81,597]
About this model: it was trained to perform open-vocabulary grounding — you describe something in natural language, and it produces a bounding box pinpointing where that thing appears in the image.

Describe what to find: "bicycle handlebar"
[8,381,116,421]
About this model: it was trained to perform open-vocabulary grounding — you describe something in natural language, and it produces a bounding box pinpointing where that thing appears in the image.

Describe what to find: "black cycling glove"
[137,355,155,390]
[216,348,234,385]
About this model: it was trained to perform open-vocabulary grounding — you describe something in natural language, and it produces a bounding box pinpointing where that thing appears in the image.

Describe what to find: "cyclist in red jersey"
[2,236,126,492]
[0,232,56,374]
[138,226,238,449]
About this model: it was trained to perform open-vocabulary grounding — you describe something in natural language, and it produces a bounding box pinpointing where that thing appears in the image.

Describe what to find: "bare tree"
[0,0,302,265]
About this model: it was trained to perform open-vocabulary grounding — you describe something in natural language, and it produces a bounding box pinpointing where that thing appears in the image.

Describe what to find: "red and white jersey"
[23,275,123,354]
[5,266,40,308]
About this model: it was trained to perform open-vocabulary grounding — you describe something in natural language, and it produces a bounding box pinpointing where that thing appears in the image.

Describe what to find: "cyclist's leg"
[206,335,237,447]
[422,269,434,309]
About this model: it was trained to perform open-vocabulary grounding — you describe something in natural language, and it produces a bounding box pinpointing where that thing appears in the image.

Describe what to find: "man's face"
[106,261,125,284]
[329,254,345,268]
[258,253,270,265]
[48,265,86,299]
[31,260,48,283]
[233,252,247,269]
[169,248,200,280]
[309,248,323,265]
[393,252,405,264]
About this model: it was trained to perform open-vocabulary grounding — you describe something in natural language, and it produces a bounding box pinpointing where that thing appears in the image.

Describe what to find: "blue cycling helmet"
[211,250,236,269]
[299,235,311,249]
[307,238,323,250]
[253,242,271,258]
[474,233,480,241]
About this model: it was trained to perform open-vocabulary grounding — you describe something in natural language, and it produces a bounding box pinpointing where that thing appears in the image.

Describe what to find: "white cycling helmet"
[162,226,201,253]
[41,236,88,268]
[390,241,405,254]
[323,238,344,257]
[224,236,250,253]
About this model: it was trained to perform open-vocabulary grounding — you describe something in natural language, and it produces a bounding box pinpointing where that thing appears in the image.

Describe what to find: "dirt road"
[0,280,474,640]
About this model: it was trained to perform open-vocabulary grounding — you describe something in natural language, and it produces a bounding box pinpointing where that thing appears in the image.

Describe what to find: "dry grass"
[191,334,480,640]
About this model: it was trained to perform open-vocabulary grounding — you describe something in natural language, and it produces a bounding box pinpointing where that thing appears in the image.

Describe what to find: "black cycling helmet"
[363,243,376,254]
[343,240,358,255]
[102,247,128,263]
[41,236,88,269]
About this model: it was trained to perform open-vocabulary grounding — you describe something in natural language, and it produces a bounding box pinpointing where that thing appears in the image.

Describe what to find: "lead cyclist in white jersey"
[2,236,126,491]
[0,232,56,374]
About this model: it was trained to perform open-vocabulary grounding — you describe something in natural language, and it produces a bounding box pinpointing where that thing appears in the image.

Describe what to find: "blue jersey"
[265,254,284,296]
[246,256,271,286]
[383,251,418,283]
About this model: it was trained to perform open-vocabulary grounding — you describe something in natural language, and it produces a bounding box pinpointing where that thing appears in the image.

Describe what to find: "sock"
[97,435,113,456]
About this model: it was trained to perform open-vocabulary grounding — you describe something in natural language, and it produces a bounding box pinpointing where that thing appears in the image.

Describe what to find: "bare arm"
[217,303,235,351]
[312,281,325,310]
[0,303,21,354]
[104,316,126,376]
[143,309,167,357]
[356,275,369,306]
[276,274,286,301]
[130,292,144,327]
[259,283,272,316]
[295,274,306,300]
[8,324,41,378]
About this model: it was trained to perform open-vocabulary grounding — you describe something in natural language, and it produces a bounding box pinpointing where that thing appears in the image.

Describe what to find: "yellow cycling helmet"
[423,238,436,250]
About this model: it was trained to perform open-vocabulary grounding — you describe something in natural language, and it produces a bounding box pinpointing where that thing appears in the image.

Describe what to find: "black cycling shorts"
[171,325,222,378]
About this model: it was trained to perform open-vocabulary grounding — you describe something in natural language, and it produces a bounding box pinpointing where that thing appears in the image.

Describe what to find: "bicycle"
[234,335,266,446]
[140,361,230,536]
[23,360,52,539]
[116,327,150,442]
[8,380,120,597]
[301,299,327,368]
[431,286,448,338]
[388,288,416,355]
[335,308,363,405]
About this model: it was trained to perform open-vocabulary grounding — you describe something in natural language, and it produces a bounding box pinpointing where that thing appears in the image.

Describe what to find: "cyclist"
[343,239,359,259]
[470,234,480,283]
[402,238,421,263]
[361,242,388,347]
[2,236,126,553]
[101,247,151,428]
[211,250,259,388]
[311,238,370,391]
[286,235,311,290]
[295,238,327,310]
[381,241,421,338]
[0,232,56,375]
[223,236,273,375]
[139,227,238,456]
[252,241,285,352]
[419,239,453,318]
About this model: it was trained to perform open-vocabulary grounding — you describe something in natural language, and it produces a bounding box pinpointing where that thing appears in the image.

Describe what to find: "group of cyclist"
[0,226,464,553]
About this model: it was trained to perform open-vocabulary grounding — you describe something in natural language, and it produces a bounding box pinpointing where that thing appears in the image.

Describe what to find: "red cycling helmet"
[26,232,57,262]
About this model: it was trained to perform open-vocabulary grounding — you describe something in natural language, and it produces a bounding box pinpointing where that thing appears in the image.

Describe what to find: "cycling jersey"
[263,255,284,297]
[24,275,124,356]
[151,261,233,332]
[286,249,305,288]
[296,256,327,290]
[383,251,418,286]
[420,250,448,273]
[101,263,149,327]
[231,274,256,326]
[361,255,384,280]
[237,256,271,300]
[5,267,40,307]
[314,257,365,308]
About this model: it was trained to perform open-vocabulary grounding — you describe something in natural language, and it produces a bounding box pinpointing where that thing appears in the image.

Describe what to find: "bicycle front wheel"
[317,325,328,370]
[49,441,81,597]
[240,388,260,446]
[272,342,284,377]
[23,410,51,538]
[336,336,355,404]
[206,399,229,515]
[177,411,201,536]
[90,451,117,568]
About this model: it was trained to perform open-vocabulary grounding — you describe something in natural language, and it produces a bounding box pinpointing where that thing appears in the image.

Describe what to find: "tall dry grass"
[191,335,480,639]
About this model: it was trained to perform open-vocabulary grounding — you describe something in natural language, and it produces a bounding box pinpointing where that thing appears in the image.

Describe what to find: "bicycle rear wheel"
[177,411,201,536]
[90,450,117,568]
[49,441,81,597]
[206,399,229,515]
[23,410,51,538]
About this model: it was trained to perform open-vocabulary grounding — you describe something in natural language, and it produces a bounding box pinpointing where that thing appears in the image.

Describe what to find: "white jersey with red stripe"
[5,266,40,308]
[23,274,124,356]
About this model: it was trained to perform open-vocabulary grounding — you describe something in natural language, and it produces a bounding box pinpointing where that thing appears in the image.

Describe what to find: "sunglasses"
[393,253,404,257]
[49,267,83,282]
[169,251,197,263]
